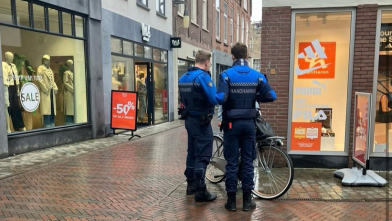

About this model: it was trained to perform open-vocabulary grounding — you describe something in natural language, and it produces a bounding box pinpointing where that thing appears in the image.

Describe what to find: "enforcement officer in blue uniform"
[216,43,276,211]
[178,50,218,202]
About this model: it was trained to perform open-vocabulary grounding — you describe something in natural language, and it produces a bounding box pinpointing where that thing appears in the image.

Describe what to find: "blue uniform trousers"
[223,119,256,193]
[184,116,213,188]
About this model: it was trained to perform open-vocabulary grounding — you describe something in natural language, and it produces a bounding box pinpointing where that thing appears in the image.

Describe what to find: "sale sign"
[291,122,322,151]
[296,40,336,79]
[111,91,138,131]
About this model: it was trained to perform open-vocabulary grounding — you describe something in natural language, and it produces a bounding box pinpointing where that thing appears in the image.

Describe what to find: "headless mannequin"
[3,52,26,132]
[37,55,58,128]
[64,60,74,125]
[380,83,392,112]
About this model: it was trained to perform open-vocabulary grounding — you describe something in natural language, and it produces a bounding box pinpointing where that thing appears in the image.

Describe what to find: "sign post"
[334,92,387,186]
[110,90,141,140]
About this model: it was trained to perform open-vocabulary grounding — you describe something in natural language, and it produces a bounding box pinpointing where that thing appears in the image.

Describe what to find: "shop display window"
[111,55,134,91]
[374,10,392,154]
[290,11,353,152]
[153,63,168,124]
[1,25,88,133]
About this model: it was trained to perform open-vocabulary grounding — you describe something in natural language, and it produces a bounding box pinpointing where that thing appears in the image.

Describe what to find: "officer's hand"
[218,122,222,127]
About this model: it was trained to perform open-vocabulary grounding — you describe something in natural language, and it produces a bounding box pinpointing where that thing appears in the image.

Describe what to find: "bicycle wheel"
[205,135,225,184]
[252,144,294,199]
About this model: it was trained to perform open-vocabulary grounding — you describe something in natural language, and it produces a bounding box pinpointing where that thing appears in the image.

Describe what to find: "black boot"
[225,192,236,211]
[243,192,256,211]
[186,180,197,195]
[194,186,217,202]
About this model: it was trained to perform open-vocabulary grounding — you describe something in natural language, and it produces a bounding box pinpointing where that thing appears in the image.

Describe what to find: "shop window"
[75,15,84,38]
[123,41,133,56]
[111,55,134,91]
[16,0,29,27]
[290,11,352,152]
[153,63,168,124]
[0,0,12,24]
[1,25,88,133]
[48,8,59,33]
[153,48,161,61]
[374,10,392,154]
[62,12,72,36]
[134,43,144,57]
[111,38,122,54]
[144,46,152,59]
[33,4,45,30]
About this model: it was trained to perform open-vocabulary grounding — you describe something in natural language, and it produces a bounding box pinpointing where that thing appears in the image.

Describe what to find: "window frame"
[191,0,198,25]
[241,17,244,43]
[236,12,239,42]
[156,0,165,16]
[243,0,247,11]
[202,0,207,30]
[223,1,228,43]
[137,0,148,7]
[216,0,220,40]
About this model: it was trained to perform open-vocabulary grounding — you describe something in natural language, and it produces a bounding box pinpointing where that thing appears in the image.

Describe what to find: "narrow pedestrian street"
[0,122,389,220]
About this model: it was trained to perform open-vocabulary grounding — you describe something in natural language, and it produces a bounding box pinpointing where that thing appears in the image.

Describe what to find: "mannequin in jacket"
[63,60,74,125]
[3,51,26,132]
[37,55,58,128]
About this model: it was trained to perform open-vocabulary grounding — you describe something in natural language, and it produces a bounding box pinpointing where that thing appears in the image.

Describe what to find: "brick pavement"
[0,121,390,220]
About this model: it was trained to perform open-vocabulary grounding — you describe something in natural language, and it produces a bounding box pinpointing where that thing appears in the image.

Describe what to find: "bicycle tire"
[252,144,294,200]
[205,135,226,184]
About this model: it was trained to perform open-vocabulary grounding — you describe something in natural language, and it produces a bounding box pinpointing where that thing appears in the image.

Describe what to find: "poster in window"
[291,122,322,151]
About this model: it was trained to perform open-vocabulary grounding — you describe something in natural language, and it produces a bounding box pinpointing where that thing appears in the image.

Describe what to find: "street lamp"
[173,0,189,28]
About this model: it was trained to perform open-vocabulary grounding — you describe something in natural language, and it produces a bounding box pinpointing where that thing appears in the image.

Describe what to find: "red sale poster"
[111,91,138,131]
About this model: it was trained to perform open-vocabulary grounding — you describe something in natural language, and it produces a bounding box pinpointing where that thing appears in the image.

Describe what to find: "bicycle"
[205,112,294,199]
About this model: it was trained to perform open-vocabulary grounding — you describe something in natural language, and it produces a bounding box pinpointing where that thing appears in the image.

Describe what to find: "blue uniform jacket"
[216,59,276,113]
[179,67,218,116]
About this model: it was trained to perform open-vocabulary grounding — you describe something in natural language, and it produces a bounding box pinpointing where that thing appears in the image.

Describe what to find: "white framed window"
[236,12,239,42]
[241,17,244,43]
[243,0,247,11]
[177,3,184,16]
[202,0,207,29]
[156,0,165,15]
[223,2,228,43]
[216,0,220,40]
[246,21,249,47]
[253,59,261,71]
[191,0,197,24]
[230,8,233,45]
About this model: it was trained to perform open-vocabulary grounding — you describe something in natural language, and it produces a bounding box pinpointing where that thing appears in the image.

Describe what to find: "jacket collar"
[233,59,249,67]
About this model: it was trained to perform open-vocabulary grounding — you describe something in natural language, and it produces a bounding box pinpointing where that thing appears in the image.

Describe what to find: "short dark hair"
[139,72,145,78]
[231,42,248,60]
[195,50,211,64]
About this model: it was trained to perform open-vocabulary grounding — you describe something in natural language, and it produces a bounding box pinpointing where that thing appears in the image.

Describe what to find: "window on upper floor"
[202,0,207,30]
[216,0,220,40]
[243,0,247,11]
[191,0,198,24]
[241,17,244,43]
[138,0,148,7]
[223,1,228,43]
[230,8,233,45]
[236,12,239,42]
[246,21,249,47]
[156,0,165,15]
[177,3,184,16]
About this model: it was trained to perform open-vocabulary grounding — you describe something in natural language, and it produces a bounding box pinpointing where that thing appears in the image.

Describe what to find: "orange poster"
[111,91,138,131]
[291,122,322,151]
[296,40,336,79]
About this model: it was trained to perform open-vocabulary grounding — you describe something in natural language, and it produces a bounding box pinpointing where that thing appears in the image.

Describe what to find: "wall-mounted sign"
[170,37,181,48]
[296,39,336,79]
[141,23,151,42]
[20,82,40,112]
[380,23,392,51]
[291,122,322,151]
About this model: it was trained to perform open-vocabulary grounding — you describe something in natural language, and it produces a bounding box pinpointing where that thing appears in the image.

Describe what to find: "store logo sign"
[141,23,151,42]
[296,39,336,79]
[380,24,392,51]
[20,82,40,112]
[170,37,182,48]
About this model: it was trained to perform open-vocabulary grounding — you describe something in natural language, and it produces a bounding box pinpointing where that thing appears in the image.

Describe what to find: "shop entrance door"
[135,62,154,125]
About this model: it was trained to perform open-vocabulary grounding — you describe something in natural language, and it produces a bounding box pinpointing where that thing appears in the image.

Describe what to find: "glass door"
[135,62,152,125]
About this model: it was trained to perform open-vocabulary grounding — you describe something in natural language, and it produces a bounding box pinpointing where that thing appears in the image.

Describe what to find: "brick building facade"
[261,0,392,170]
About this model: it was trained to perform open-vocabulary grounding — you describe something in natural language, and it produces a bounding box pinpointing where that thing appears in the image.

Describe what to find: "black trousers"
[8,85,24,130]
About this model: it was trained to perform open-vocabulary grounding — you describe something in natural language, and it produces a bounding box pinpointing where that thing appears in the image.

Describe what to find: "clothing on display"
[137,75,147,121]
[37,55,58,127]
[63,60,74,125]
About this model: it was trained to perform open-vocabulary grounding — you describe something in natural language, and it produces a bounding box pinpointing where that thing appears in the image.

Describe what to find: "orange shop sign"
[296,40,336,79]
[111,91,138,131]
[290,122,322,151]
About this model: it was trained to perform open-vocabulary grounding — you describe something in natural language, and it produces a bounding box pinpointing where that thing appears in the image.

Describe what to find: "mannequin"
[63,60,74,125]
[137,71,147,123]
[37,55,58,128]
[376,80,392,123]
[2,52,26,132]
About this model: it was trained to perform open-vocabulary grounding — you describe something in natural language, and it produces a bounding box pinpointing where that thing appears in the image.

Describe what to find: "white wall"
[102,0,172,35]
[264,0,392,8]
[291,17,352,152]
